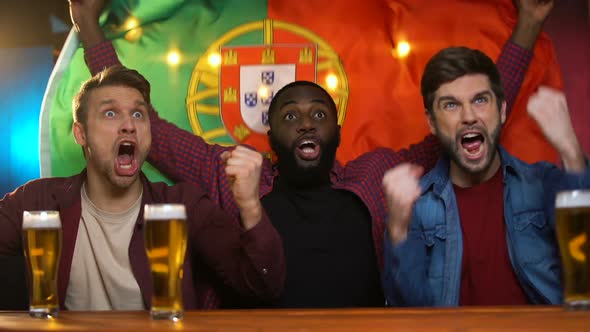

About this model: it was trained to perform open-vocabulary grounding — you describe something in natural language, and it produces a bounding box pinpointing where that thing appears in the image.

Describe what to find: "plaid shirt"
[86,40,531,308]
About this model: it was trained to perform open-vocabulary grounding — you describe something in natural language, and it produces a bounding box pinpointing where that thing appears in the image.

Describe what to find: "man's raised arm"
[497,0,554,114]
[70,0,228,190]
[397,0,554,171]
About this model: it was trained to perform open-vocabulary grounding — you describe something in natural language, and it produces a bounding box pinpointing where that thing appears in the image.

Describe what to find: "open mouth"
[460,132,485,160]
[296,138,321,161]
[115,141,138,176]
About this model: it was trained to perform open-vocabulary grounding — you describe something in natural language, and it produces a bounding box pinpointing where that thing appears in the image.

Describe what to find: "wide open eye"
[313,110,326,119]
[474,96,489,105]
[442,102,458,110]
[284,112,296,121]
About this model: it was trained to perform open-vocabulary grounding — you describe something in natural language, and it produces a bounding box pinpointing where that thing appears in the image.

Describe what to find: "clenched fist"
[527,86,585,172]
[220,146,264,230]
[382,163,423,245]
[68,0,107,48]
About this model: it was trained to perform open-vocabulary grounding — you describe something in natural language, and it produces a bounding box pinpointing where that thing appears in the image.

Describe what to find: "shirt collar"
[423,145,520,195]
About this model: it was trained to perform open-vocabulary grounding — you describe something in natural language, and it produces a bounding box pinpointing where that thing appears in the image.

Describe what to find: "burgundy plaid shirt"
[86,40,531,308]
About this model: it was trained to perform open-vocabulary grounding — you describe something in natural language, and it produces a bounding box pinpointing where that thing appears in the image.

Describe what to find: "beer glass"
[556,190,590,310]
[22,211,62,318]
[144,204,187,321]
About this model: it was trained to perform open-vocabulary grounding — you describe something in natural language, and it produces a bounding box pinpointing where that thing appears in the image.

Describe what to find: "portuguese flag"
[42,0,562,182]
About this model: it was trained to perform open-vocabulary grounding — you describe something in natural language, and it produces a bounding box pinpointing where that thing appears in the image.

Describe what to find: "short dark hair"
[267,80,338,121]
[73,65,151,127]
[420,47,504,114]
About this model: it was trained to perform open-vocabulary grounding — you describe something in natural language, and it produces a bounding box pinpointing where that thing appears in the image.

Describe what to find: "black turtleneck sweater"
[261,177,384,308]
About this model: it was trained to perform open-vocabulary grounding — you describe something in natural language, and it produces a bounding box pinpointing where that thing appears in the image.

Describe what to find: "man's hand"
[516,0,554,23]
[512,0,554,50]
[220,146,264,230]
[383,164,423,245]
[68,0,107,48]
[527,86,586,172]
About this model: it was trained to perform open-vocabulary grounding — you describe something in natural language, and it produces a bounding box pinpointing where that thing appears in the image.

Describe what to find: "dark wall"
[0,0,69,50]
[544,0,590,153]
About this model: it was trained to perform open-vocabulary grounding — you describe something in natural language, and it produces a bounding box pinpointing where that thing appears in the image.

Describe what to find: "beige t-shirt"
[65,185,144,311]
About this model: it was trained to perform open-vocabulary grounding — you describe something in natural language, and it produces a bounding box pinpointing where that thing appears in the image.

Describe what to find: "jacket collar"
[51,170,87,210]
[52,169,154,217]
[498,145,525,180]
[422,145,521,196]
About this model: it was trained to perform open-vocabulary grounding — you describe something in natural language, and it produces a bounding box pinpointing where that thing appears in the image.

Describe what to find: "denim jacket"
[383,146,590,306]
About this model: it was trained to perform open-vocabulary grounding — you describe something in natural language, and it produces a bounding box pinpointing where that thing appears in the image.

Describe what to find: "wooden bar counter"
[0,306,588,331]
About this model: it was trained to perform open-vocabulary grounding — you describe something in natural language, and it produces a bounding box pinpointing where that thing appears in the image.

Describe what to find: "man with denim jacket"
[382,47,590,306]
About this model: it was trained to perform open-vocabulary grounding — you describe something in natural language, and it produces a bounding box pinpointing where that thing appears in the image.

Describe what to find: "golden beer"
[556,190,590,309]
[22,211,62,318]
[144,204,187,320]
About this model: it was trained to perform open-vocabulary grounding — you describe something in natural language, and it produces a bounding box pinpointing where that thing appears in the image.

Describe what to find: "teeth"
[463,133,478,139]
[302,147,314,153]
[120,164,131,169]
[299,140,316,148]
[122,142,133,146]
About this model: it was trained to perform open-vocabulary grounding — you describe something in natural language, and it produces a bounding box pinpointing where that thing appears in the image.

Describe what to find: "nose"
[119,114,137,135]
[297,113,316,133]
[460,104,477,126]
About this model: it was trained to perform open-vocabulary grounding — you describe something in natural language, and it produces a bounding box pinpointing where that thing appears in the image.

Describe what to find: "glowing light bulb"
[167,50,181,66]
[258,86,270,99]
[326,74,338,91]
[124,17,139,30]
[208,53,221,67]
[395,41,411,58]
[123,17,142,42]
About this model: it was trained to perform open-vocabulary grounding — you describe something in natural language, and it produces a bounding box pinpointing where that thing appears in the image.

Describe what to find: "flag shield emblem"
[219,44,317,148]
[261,71,275,84]
[186,19,349,154]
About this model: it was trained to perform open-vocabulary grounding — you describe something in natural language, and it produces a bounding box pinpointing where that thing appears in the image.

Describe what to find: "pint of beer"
[556,190,590,310]
[22,211,62,318]
[144,204,187,320]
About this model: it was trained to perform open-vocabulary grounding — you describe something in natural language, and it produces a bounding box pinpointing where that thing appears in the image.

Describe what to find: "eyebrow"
[436,96,458,103]
[279,98,330,110]
[97,99,148,108]
[98,99,116,107]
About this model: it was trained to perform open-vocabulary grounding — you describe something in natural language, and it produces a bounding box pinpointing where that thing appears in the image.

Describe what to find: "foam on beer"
[22,211,61,229]
[144,204,186,220]
[556,190,590,208]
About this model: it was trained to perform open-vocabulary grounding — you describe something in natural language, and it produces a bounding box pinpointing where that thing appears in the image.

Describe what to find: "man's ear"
[73,121,87,147]
[426,110,437,135]
[500,100,507,125]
